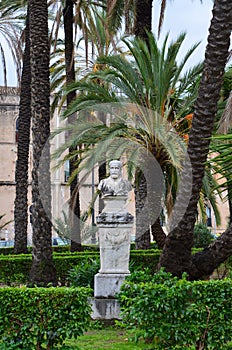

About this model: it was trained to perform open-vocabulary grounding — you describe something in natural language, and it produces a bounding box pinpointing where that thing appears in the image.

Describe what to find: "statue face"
[109,164,121,179]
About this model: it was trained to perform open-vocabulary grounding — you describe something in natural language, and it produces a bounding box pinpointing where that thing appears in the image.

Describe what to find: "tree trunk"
[63,0,82,252]
[190,224,232,280]
[159,0,232,278]
[151,218,166,249]
[227,181,232,225]
[14,8,31,254]
[29,0,57,286]
[133,1,153,248]
[134,0,153,45]
[98,111,107,214]
[135,172,151,249]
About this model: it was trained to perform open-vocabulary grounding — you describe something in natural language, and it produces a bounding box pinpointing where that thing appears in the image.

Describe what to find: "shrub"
[0,286,92,349]
[118,270,232,349]
[193,223,214,248]
[68,258,100,289]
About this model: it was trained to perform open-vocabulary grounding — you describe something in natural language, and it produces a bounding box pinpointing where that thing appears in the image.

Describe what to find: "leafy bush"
[0,286,92,349]
[68,258,100,289]
[0,255,32,285]
[193,223,214,248]
[118,270,232,349]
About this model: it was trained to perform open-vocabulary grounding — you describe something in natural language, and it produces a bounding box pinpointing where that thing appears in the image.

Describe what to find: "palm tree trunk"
[151,218,166,249]
[135,172,151,249]
[29,0,57,286]
[227,181,232,225]
[159,0,232,278]
[63,0,82,252]
[134,0,153,44]
[98,111,107,214]
[133,1,153,248]
[14,8,31,254]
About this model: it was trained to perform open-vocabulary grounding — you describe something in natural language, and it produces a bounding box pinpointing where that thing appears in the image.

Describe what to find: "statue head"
[98,159,132,197]
[109,160,122,180]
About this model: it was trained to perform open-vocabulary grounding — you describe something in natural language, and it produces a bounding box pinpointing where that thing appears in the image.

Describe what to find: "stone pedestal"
[94,273,130,298]
[92,196,134,319]
[98,224,132,274]
[90,298,122,321]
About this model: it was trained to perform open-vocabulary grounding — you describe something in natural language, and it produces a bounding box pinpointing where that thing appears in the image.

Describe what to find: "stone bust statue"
[98,160,132,198]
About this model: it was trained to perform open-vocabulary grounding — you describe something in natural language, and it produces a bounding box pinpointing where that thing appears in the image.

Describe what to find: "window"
[64,160,70,182]
[206,206,212,227]
[15,118,19,143]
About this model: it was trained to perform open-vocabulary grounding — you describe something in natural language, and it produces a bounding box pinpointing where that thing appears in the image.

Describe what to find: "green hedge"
[0,250,161,286]
[0,242,161,256]
[118,270,232,349]
[0,248,224,286]
[0,244,100,256]
[0,286,92,349]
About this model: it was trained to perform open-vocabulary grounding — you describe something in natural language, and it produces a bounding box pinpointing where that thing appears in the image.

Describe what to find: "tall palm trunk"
[159,0,232,278]
[227,181,232,225]
[135,172,151,249]
[14,8,31,254]
[133,0,153,249]
[151,218,166,249]
[29,0,57,286]
[134,0,153,44]
[135,161,166,249]
[63,0,82,252]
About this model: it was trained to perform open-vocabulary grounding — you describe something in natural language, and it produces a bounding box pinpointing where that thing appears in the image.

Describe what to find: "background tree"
[63,0,82,252]
[29,0,57,286]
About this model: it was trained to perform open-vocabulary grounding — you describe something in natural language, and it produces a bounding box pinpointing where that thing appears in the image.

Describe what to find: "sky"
[0,0,218,86]
[153,0,214,70]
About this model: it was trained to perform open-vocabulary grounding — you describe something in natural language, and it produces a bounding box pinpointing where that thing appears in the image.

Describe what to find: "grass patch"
[64,327,153,349]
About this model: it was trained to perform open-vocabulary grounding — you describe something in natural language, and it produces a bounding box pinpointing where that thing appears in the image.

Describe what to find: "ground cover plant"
[64,326,155,349]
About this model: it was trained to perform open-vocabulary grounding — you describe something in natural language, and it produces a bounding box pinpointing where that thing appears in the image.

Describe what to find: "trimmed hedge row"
[0,286,92,349]
[0,242,160,255]
[118,270,232,349]
[0,244,100,256]
[0,250,161,285]
[0,248,229,286]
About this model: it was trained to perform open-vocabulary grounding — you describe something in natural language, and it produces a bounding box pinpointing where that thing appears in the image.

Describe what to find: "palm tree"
[52,32,202,248]
[50,2,125,244]
[14,4,31,254]
[62,0,83,252]
[51,1,108,251]
[0,1,30,254]
[158,0,232,279]
[29,0,57,286]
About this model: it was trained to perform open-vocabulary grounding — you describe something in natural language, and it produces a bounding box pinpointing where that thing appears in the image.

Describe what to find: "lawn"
[64,327,153,350]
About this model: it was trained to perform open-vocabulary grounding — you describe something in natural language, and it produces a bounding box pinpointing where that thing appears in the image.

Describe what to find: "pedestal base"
[94,273,129,298]
[90,298,122,320]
